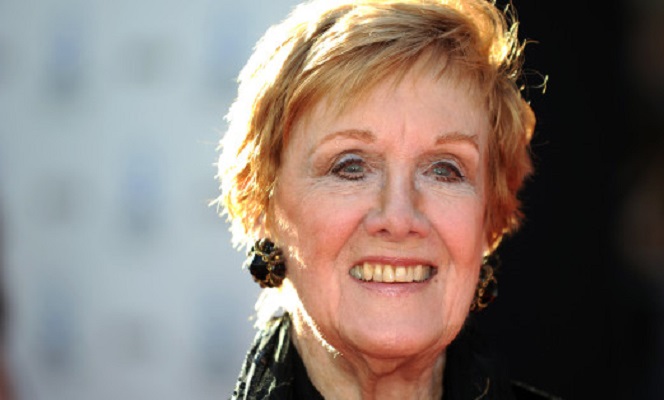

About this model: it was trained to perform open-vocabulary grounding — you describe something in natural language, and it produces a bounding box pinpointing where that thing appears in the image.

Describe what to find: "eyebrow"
[318,129,376,146]
[435,131,480,151]
[316,129,479,149]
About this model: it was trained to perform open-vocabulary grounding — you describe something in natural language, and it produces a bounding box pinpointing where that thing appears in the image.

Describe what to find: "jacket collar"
[231,314,519,400]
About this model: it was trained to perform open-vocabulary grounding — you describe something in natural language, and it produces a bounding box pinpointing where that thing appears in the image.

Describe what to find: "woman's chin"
[328,290,463,359]
[335,315,454,361]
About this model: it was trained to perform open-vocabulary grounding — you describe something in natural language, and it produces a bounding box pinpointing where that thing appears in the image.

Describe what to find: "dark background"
[477,1,664,399]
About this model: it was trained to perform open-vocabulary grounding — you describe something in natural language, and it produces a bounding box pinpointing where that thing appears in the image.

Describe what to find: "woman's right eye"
[330,154,367,180]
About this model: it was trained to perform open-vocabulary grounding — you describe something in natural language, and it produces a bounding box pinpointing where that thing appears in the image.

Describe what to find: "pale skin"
[267,61,491,400]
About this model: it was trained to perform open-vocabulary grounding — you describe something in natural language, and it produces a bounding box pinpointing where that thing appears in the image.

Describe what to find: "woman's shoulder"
[230,315,294,400]
[231,314,563,400]
[444,319,563,400]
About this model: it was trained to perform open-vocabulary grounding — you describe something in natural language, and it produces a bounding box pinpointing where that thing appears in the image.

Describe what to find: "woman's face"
[270,65,490,360]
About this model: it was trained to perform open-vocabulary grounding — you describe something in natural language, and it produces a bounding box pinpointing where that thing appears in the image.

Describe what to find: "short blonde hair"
[216,0,535,251]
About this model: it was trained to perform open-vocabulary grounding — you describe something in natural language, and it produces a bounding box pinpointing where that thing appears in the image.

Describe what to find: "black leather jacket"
[230,314,560,400]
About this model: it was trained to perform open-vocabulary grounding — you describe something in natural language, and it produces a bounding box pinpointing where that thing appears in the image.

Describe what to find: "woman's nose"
[363,173,431,241]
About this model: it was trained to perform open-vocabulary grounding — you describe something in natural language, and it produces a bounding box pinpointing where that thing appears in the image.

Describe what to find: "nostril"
[362,174,431,239]
[363,202,430,240]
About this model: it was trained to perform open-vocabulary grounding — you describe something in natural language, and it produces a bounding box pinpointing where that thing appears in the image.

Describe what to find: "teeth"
[383,265,395,283]
[362,262,373,281]
[395,266,406,282]
[406,267,414,282]
[349,263,432,283]
[373,264,383,282]
[413,265,423,281]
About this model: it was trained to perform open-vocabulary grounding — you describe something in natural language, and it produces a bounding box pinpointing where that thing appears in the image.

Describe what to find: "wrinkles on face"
[269,64,490,371]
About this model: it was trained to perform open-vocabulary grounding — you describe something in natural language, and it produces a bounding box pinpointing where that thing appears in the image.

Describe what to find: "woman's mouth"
[349,263,434,283]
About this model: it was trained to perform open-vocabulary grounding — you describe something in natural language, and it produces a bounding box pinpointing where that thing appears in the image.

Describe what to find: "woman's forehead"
[288,66,490,151]
[302,59,483,121]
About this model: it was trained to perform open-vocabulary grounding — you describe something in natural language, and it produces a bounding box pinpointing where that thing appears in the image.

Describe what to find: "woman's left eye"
[426,161,465,182]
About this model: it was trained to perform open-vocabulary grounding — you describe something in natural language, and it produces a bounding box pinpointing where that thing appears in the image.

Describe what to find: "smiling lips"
[349,262,434,283]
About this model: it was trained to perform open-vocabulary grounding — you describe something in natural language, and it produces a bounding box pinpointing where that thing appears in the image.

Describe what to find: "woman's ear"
[482,239,491,258]
[252,212,268,240]
[484,231,502,257]
[254,210,276,241]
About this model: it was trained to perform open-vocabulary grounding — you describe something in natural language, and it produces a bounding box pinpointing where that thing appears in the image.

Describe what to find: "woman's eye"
[330,154,366,180]
[427,161,465,182]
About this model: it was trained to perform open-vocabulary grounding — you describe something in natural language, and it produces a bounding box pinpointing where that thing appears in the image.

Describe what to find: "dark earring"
[246,239,286,288]
[470,257,499,312]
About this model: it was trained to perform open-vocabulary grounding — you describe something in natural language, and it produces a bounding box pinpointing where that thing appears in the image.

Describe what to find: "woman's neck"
[290,311,446,400]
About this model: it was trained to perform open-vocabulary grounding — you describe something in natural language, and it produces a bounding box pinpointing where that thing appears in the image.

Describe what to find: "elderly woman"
[217,0,551,398]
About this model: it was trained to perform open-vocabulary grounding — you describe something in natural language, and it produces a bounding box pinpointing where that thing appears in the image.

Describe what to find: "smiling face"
[269,64,490,360]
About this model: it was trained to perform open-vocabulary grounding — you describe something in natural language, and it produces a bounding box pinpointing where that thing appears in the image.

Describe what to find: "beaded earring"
[470,258,499,312]
[246,238,286,288]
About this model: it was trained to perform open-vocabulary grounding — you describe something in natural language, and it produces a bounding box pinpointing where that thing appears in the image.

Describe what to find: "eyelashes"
[424,160,466,183]
[330,153,367,181]
[328,152,467,183]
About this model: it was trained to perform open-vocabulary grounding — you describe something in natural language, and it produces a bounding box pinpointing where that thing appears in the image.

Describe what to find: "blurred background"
[0,1,301,399]
[0,0,661,399]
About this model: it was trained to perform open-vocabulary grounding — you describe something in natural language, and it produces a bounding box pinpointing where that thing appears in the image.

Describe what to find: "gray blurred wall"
[0,0,301,399]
